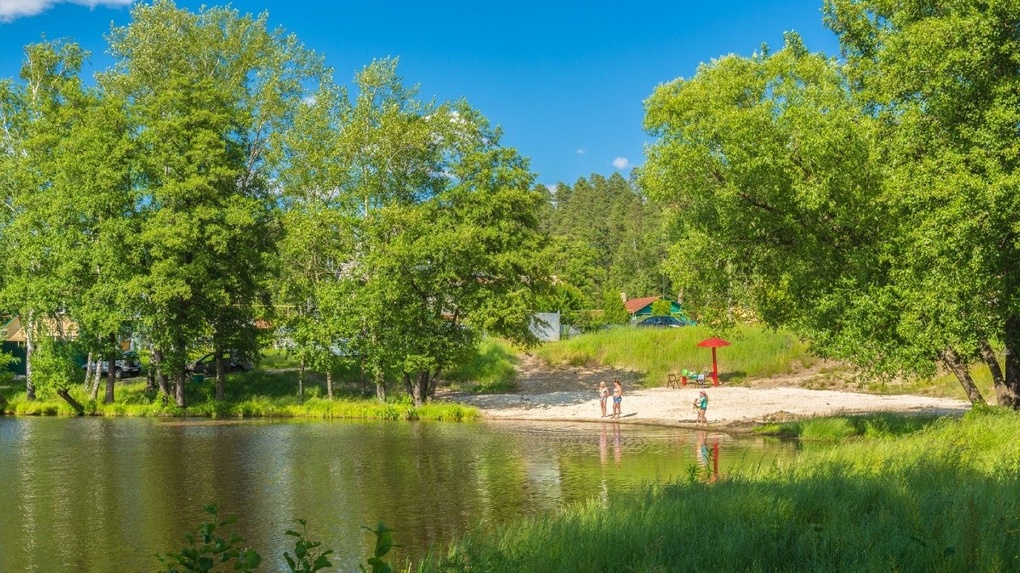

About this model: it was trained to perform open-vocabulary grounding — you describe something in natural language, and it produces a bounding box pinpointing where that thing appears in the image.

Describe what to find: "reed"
[418,409,1020,572]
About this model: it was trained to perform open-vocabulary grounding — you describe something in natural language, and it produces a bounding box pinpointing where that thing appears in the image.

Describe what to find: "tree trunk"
[25,313,35,401]
[1002,315,1020,409]
[359,355,368,396]
[145,344,156,391]
[104,335,117,404]
[942,347,986,405]
[978,337,1014,407]
[215,351,225,401]
[429,365,443,401]
[83,352,94,388]
[374,364,386,402]
[175,370,186,408]
[409,371,437,408]
[153,347,169,395]
[104,362,116,404]
[298,356,305,404]
[326,369,333,400]
[89,361,101,400]
[0,393,8,409]
[56,388,85,416]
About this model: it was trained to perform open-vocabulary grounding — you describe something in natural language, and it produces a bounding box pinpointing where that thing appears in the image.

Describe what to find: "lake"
[0,417,797,571]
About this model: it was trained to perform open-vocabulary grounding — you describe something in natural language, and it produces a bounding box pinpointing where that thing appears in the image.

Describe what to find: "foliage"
[359,522,397,573]
[155,504,261,573]
[600,291,630,325]
[444,337,518,393]
[277,59,549,407]
[284,519,334,573]
[99,0,325,404]
[155,505,396,573]
[649,299,672,317]
[418,409,1020,571]
[540,174,670,313]
[642,5,1020,406]
[754,412,946,441]
[0,374,480,421]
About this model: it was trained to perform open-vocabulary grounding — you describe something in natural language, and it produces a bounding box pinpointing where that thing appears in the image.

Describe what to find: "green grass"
[444,336,519,393]
[417,408,1020,572]
[534,324,817,387]
[0,369,478,421]
[755,412,948,441]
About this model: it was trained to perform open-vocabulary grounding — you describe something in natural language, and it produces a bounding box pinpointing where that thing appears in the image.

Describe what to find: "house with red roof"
[623,295,684,319]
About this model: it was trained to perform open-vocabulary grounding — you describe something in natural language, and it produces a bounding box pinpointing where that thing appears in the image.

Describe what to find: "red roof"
[624,295,662,315]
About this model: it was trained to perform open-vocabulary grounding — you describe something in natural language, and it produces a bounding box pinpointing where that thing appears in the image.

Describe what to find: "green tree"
[642,35,895,374]
[823,0,1020,406]
[0,41,91,401]
[101,0,324,406]
[279,60,548,406]
[601,291,631,325]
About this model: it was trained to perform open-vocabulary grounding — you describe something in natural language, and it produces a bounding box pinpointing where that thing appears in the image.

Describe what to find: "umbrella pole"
[712,347,719,386]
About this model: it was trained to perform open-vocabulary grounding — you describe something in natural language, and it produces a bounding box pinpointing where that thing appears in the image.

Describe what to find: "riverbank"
[440,354,972,429]
[443,385,971,429]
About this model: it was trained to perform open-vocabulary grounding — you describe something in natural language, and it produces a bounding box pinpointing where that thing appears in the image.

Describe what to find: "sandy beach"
[446,385,971,429]
[441,356,972,430]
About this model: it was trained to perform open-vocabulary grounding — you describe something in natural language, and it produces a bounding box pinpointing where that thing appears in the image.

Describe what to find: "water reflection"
[0,418,797,572]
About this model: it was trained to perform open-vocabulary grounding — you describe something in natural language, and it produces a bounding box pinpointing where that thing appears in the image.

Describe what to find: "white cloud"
[1,0,134,23]
[612,157,630,170]
[575,148,585,155]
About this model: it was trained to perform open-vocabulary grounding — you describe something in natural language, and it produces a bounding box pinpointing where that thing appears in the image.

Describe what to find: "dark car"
[83,350,143,379]
[636,316,692,328]
[186,351,254,374]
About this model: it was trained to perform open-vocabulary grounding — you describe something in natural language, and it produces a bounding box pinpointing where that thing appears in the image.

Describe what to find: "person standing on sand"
[612,380,623,418]
[694,390,708,423]
[598,381,609,417]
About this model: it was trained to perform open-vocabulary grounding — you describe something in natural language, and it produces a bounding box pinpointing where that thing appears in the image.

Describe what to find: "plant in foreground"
[156,504,395,572]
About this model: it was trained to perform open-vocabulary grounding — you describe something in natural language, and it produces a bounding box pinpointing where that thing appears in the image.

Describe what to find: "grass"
[0,369,478,421]
[755,412,947,441]
[417,408,1020,572]
[534,324,817,387]
[444,336,519,393]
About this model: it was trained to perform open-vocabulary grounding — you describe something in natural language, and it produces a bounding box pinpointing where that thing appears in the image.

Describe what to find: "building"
[622,295,683,319]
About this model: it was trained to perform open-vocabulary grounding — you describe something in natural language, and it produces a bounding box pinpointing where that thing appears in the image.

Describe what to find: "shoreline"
[443,386,972,431]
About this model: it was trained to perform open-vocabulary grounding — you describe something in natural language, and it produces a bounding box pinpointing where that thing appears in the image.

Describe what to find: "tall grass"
[444,336,519,393]
[418,408,1020,572]
[534,325,816,386]
[0,371,478,421]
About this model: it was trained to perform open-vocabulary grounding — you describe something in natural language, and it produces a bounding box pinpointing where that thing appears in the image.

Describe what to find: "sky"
[0,0,842,187]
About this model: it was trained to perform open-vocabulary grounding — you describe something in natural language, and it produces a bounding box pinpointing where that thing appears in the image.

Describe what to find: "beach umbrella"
[696,337,731,386]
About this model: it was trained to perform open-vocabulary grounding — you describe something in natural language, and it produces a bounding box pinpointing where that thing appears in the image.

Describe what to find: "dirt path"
[441,356,971,430]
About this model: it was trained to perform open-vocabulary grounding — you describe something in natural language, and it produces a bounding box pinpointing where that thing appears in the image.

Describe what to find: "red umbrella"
[696,337,731,386]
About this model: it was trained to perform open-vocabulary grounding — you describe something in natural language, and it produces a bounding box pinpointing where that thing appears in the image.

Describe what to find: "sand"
[440,356,971,430]
[445,385,970,430]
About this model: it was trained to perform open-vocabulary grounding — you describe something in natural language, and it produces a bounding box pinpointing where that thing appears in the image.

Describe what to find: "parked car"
[83,351,143,379]
[186,351,254,374]
[636,316,692,328]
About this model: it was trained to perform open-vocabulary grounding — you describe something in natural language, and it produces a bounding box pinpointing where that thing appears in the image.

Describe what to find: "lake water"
[0,417,797,571]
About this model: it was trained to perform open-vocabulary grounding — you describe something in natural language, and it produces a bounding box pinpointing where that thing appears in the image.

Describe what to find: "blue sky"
[0,0,841,187]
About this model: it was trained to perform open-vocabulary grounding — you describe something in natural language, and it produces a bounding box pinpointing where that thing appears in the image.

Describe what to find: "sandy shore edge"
[443,386,971,431]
